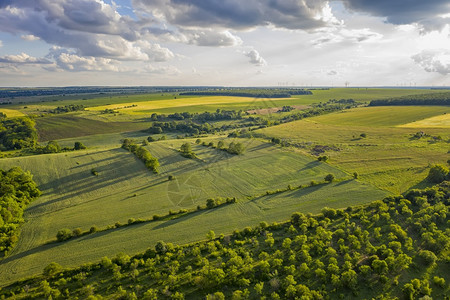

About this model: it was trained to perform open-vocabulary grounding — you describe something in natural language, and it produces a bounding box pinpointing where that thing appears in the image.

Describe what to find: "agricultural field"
[0,136,388,284]
[0,87,449,294]
[0,108,25,118]
[257,105,450,193]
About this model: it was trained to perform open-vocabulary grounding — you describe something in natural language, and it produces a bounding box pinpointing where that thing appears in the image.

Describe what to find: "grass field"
[35,115,150,141]
[399,113,450,128]
[309,106,450,127]
[257,106,450,194]
[0,108,25,118]
[0,137,388,285]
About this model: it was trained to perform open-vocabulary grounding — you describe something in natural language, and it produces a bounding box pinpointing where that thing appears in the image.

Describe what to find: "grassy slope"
[0,138,387,285]
[35,114,150,142]
[0,108,26,118]
[257,106,450,194]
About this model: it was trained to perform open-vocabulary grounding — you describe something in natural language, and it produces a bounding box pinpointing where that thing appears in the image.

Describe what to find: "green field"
[310,106,450,127]
[35,114,150,141]
[0,108,26,118]
[257,105,450,194]
[1,87,449,289]
[0,136,389,284]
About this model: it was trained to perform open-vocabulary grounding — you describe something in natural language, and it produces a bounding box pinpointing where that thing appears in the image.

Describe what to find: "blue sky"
[0,0,449,87]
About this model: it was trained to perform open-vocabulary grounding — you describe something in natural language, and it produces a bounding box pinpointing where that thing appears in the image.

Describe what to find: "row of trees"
[122,139,159,173]
[369,92,450,106]
[179,88,312,98]
[164,109,243,123]
[34,141,86,154]
[0,167,41,256]
[281,99,359,123]
[2,182,448,299]
[49,104,85,114]
[197,139,245,155]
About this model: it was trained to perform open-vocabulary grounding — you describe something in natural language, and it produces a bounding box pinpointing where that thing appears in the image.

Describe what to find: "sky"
[0,0,449,87]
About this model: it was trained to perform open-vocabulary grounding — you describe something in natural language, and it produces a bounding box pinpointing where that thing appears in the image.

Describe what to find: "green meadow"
[0,136,388,284]
[0,87,448,289]
[257,105,449,193]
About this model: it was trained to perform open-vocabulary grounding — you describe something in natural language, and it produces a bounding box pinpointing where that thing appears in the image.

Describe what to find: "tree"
[206,230,216,240]
[43,262,63,277]
[56,228,72,242]
[155,240,167,254]
[43,140,61,153]
[74,141,86,150]
[180,142,191,154]
[324,174,335,182]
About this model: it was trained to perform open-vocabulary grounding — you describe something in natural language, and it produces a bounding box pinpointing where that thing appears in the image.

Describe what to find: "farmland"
[0,87,449,297]
[257,105,450,193]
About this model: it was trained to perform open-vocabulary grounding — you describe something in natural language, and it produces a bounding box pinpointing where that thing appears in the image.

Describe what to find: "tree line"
[179,88,312,98]
[0,167,41,256]
[122,139,159,174]
[369,92,450,106]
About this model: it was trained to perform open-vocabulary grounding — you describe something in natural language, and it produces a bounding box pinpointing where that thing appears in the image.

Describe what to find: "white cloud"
[20,34,40,41]
[0,53,51,64]
[186,30,242,47]
[412,49,450,75]
[144,64,181,75]
[312,28,383,46]
[245,49,267,66]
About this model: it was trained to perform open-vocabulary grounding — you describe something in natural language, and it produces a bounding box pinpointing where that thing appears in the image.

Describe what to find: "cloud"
[245,49,267,66]
[144,64,181,75]
[0,53,52,64]
[185,30,242,47]
[312,28,382,46]
[44,47,121,71]
[327,70,337,76]
[21,34,40,41]
[0,0,173,62]
[132,0,335,31]
[412,49,450,75]
[341,0,450,32]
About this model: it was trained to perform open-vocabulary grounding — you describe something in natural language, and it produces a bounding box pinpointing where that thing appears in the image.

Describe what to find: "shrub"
[325,174,335,182]
[43,262,63,277]
[73,141,86,150]
[72,228,83,237]
[56,228,72,242]
[418,250,437,265]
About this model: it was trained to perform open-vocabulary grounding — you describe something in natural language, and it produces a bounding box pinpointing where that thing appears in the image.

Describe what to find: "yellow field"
[398,113,450,128]
[0,108,26,118]
[86,96,290,114]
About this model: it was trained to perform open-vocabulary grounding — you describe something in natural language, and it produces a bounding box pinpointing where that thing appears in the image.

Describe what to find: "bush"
[43,262,63,277]
[56,228,72,242]
[72,228,83,237]
[418,250,437,265]
[74,141,87,150]
[325,174,335,182]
